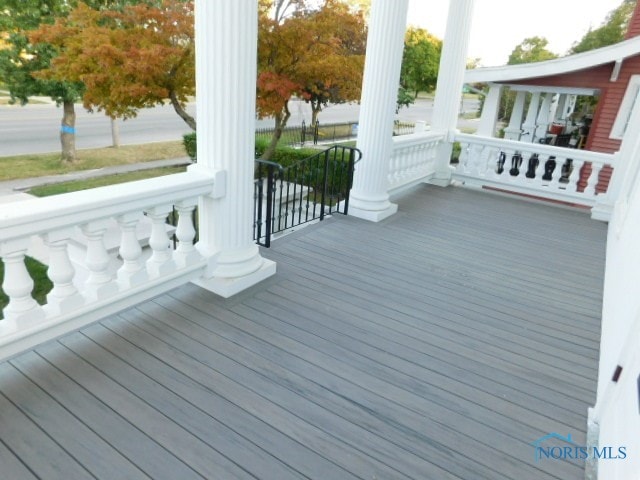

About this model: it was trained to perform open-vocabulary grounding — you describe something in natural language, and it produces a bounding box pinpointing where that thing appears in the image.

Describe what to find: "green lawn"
[28,166,188,197]
[0,141,187,181]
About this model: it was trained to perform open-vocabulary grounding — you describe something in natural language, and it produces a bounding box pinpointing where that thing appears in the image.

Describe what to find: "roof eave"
[464,36,640,84]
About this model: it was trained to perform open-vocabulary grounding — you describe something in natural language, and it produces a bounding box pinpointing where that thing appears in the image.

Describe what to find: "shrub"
[183,132,197,162]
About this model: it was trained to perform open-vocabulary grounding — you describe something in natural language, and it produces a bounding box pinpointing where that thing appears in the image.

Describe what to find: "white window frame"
[611,74,640,140]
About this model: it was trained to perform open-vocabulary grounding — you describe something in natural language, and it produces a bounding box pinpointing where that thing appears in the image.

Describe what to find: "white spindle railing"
[388,130,445,194]
[0,170,217,360]
[453,133,617,207]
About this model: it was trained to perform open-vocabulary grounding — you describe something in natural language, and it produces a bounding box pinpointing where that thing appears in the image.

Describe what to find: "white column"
[191,0,275,297]
[430,0,476,185]
[350,0,409,222]
[520,91,541,143]
[477,83,502,137]
[504,91,526,140]
[535,92,553,141]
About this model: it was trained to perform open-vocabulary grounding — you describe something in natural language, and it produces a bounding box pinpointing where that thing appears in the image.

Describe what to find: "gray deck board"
[0,184,606,480]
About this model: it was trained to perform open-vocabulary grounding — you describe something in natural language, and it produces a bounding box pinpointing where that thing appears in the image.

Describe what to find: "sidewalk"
[0,157,191,204]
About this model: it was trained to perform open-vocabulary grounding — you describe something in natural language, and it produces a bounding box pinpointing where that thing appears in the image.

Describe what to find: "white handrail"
[452,133,617,207]
[0,170,215,241]
[0,169,221,360]
[388,130,446,193]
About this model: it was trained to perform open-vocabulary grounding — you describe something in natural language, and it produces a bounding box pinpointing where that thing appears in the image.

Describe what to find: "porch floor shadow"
[0,184,607,480]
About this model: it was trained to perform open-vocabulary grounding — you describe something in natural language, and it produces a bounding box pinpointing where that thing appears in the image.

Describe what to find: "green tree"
[400,26,442,98]
[571,0,635,53]
[507,36,558,65]
[0,0,83,162]
[30,1,195,130]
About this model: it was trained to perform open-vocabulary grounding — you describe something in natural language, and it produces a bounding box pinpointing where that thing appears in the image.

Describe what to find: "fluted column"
[504,91,526,140]
[192,0,275,297]
[349,0,409,222]
[521,91,541,143]
[535,93,554,141]
[430,0,476,184]
[477,83,501,137]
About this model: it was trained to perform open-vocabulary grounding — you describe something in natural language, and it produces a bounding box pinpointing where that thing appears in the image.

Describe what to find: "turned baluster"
[0,240,45,330]
[456,141,470,174]
[81,221,118,300]
[174,201,200,267]
[145,205,176,277]
[117,212,148,287]
[567,159,585,193]
[585,163,603,197]
[43,230,84,315]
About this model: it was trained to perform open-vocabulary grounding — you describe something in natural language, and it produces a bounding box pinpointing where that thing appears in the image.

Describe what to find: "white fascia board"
[464,36,640,84]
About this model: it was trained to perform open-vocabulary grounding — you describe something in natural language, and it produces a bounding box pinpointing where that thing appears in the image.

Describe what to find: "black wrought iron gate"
[253,145,361,247]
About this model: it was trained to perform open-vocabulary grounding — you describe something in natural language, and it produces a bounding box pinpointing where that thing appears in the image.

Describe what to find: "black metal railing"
[254,145,361,247]
[256,120,416,148]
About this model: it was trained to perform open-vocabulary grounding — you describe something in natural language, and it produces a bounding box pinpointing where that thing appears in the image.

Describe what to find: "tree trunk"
[60,100,77,163]
[110,116,120,148]
[311,106,321,128]
[261,105,291,161]
[169,90,196,130]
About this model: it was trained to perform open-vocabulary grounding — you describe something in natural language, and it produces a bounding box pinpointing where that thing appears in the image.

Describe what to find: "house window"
[611,75,640,139]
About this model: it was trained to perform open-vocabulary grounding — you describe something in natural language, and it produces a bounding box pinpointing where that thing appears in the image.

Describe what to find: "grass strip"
[0,141,187,181]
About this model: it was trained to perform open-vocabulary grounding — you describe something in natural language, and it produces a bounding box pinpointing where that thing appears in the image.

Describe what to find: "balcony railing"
[453,133,617,207]
[0,170,217,360]
[388,130,445,194]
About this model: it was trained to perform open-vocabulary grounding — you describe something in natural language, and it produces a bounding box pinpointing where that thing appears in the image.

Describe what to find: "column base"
[348,203,398,222]
[591,201,613,222]
[192,259,276,298]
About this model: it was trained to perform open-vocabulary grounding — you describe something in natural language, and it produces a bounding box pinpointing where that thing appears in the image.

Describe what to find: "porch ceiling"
[0,185,606,480]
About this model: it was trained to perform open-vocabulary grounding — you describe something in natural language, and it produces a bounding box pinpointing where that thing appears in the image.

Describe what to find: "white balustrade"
[174,200,200,267]
[387,131,446,194]
[146,205,175,278]
[0,170,216,360]
[0,240,45,329]
[117,212,148,288]
[453,133,616,206]
[43,229,84,316]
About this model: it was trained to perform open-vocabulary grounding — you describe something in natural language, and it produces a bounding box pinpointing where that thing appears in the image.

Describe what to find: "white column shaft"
[477,83,501,137]
[350,0,409,221]
[504,91,526,140]
[535,93,554,141]
[431,0,476,176]
[192,0,274,295]
[521,92,541,143]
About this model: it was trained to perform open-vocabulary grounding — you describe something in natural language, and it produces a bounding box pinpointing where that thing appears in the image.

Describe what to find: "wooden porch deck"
[0,185,607,480]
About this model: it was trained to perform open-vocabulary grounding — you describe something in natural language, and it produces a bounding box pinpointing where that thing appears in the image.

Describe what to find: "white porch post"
[520,91,541,143]
[504,90,526,140]
[477,83,502,137]
[430,0,476,185]
[191,0,275,297]
[535,92,553,141]
[350,0,409,222]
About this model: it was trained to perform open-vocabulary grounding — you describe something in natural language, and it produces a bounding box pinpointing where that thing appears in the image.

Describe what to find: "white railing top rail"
[0,169,218,242]
[454,132,616,166]
[392,129,446,149]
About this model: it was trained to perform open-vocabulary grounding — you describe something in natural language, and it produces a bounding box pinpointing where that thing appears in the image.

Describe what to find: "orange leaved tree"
[257,0,366,160]
[30,1,196,131]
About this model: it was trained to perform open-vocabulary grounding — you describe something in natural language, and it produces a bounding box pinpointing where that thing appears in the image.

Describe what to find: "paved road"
[0,97,479,157]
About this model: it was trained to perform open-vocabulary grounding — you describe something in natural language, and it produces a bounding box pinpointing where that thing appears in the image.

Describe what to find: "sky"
[406,0,626,66]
